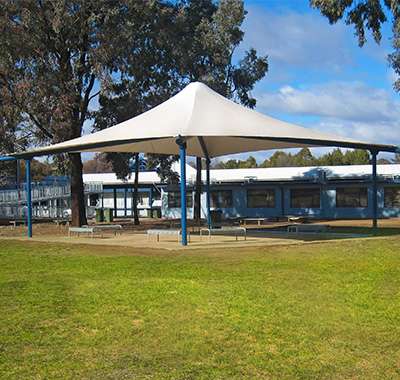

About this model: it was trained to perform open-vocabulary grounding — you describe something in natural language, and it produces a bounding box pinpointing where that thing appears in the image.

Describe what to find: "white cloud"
[309,118,400,146]
[239,5,357,82]
[255,81,400,124]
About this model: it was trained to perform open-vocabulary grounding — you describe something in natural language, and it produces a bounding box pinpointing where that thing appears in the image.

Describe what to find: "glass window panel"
[167,191,193,208]
[290,188,320,208]
[336,187,368,207]
[384,187,400,207]
[247,189,275,208]
[210,190,233,208]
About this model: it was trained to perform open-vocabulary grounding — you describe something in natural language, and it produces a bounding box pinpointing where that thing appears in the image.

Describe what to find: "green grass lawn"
[1,237,400,379]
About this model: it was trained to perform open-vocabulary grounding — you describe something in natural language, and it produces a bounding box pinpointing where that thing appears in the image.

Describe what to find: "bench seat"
[68,226,98,238]
[200,227,246,242]
[9,220,27,227]
[83,224,122,235]
[242,218,268,226]
[147,229,190,243]
[287,224,331,237]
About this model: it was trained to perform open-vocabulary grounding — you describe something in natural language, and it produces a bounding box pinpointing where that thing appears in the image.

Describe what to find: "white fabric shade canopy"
[11,82,399,159]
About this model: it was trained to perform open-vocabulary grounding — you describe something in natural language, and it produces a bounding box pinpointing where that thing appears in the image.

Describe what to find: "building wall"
[161,181,400,219]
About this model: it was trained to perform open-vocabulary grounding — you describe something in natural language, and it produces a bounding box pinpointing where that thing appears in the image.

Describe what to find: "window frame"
[290,187,321,208]
[167,191,193,208]
[384,187,400,208]
[210,189,233,208]
[247,188,276,208]
[336,187,368,208]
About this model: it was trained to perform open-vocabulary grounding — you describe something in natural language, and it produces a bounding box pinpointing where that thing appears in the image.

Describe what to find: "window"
[247,189,275,208]
[167,191,193,208]
[384,187,400,207]
[210,190,233,208]
[336,187,367,207]
[290,188,320,208]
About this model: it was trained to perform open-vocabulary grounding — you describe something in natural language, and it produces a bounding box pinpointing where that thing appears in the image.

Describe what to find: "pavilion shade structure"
[8,82,399,160]
[5,81,399,245]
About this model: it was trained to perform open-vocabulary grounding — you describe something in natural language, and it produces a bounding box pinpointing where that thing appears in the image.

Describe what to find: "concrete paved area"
[2,217,396,250]
[0,229,361,251]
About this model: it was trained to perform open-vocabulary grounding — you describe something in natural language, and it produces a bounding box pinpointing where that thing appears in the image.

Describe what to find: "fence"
[0,181,102,218]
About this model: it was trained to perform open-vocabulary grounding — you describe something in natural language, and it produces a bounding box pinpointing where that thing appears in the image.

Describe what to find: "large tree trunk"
[194,157,202,223]
[133,152,140,225]
[69,152,87,227]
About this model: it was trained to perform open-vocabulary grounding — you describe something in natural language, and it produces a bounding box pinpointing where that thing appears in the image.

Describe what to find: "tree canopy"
[311,0,400,92]
[212,148,372,169]
[1,0,147,225]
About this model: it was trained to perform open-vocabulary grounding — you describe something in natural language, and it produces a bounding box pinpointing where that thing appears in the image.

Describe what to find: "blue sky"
[225,0,400,163]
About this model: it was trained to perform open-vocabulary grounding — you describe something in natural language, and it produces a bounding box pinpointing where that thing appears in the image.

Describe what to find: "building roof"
[83,164,400,186]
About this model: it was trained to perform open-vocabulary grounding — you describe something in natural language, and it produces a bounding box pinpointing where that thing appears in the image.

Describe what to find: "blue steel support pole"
[25,159,32,238]
[113,188,117,218]
[124,188,127,217]
[16,159,20,189]
[178,138,187,246]
[206,158,211,228]
[371,150,378,235]
[149,188,153,215]
[131,188,134,217]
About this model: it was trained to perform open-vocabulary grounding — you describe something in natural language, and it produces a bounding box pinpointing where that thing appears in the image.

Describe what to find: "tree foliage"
[82,153,113,174]
[18,159,54,182]
[215,148,372,169]
[311,0,400,92]
[0,0,144,225]
[0,0,188,225]
[214,155,258,169]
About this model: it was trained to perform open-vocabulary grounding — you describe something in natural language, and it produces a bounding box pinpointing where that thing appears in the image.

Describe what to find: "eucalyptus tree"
[0,0,173,226]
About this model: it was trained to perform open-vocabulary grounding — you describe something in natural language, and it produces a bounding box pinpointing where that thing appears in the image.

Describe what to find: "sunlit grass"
[1,237,400,379]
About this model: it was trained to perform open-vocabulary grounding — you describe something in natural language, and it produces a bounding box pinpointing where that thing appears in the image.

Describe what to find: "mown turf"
[0,237,399,379]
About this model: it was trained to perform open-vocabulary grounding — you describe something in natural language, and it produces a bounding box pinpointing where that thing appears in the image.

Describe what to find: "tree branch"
[80,73,96,127]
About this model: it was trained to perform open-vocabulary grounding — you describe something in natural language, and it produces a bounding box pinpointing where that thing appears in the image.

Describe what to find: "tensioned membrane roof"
[8,82,399,159]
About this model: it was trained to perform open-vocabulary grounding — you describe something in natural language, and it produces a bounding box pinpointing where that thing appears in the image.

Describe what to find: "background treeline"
[210,148,397,169]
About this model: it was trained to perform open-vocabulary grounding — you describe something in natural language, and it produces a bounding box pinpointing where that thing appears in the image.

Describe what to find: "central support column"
[177,136,188,246]
[198,137,211,229]
[25,159,32,238]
